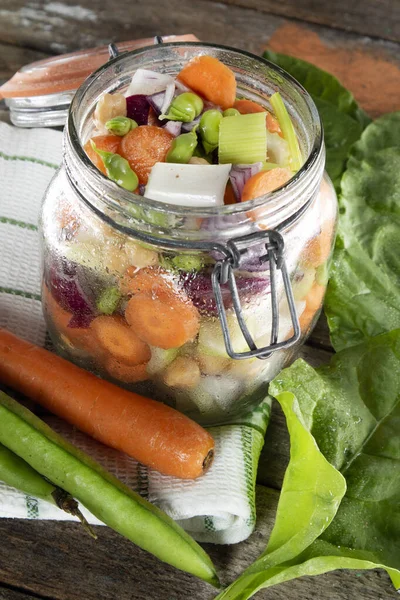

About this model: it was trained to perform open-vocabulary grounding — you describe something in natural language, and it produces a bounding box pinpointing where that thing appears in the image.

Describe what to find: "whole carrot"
[0,329,214,479]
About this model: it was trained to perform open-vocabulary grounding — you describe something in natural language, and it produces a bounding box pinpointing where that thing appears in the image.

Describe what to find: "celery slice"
[270,92,303,171]
[218,113,267,165]
[262,161,280,171]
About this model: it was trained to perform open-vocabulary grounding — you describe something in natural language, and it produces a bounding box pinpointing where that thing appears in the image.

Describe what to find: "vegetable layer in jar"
[42,53,337,423]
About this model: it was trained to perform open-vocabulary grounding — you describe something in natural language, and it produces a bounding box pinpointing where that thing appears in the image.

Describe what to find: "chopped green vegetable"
[160,253,205,272]
[161,92,203,122]
[261,161,280,171]
[166,129,198,164]
[105,116,137,136]
[325,112,400,351]
[199,109,223,154]
[218,113,267,165]
[270,92,302,171]
[223,108,240,117]
[96,286,121,314]
[90,141,138,191]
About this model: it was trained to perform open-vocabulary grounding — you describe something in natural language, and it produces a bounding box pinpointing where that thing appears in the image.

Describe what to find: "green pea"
[171,254,205,271]
[0,392,219,586]
[162,92,204,122]
[96,286,121,314]
[105,116,138,136]
[91,140,138,191]
[199,109,223,154]
[166,129,198,163]
[223,108,240,117]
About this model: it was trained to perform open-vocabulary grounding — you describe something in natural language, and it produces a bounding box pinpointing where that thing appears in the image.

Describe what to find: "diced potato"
[163,356,201,389]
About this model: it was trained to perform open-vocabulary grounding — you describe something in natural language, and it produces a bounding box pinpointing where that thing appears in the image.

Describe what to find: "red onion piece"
[229,163,263,202]
[126,69,174,96]
[163,121,182,136]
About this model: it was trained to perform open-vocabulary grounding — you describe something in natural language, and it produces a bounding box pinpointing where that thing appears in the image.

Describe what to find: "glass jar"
[40,42,337,425]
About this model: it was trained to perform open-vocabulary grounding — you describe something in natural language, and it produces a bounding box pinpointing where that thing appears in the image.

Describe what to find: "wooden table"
[0,1,399,598]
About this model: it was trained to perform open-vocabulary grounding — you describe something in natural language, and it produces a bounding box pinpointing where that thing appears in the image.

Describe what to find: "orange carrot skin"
[0,329,214,479]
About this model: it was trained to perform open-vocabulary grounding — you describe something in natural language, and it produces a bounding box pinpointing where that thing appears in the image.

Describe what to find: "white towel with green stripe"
[0,122,270,544]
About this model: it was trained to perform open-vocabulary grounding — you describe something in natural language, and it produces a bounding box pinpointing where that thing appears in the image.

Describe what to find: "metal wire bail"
[211,229,301,360]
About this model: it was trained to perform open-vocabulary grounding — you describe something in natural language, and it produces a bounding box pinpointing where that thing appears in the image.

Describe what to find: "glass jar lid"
[0,34,198,128]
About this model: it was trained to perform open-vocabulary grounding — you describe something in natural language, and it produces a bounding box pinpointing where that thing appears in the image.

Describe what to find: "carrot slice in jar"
[91,315,151,365]
[119,125,174,185]
[302,223,335,268]
[83,134,121,175]
[125,293,200,349]
[103,357,149,383]
[177,55,236,110]
[305,282,326,312]
[120,266,174,297]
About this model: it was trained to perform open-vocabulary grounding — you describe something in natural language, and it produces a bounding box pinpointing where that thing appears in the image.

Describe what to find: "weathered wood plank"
[0,42,49,82]
[0,487,396,599]
[0,587,44,600]
[203,0,400,44]
[1,3,399,119]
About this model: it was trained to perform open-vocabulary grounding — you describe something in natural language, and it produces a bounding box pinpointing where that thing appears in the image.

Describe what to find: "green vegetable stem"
[0,442,96,538]
[105,116,138,136]
[90,141,138,191]
[161,92,204,122]
[166,129,198,163]
[0,392,220,587]
[270,92,302,172]
[199,109,223,153]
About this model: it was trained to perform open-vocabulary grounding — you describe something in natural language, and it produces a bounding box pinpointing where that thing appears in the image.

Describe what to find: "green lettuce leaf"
[214,392,346,600]
[215,331,400,599]
[262,51,369,191]
[325,112,400,350]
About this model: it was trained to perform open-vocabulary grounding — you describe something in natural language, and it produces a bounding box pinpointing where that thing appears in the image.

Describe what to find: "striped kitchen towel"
[0,121,270,544]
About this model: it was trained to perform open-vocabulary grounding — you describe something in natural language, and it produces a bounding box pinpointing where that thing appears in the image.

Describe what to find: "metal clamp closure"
[211,229,301,360]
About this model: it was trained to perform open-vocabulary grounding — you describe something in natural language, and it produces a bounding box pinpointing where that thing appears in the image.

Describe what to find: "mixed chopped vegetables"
[41,53,336,423]
[84,54,303,207]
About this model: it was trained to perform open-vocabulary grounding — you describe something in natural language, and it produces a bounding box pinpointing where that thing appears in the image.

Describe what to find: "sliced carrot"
[177,55,236,110]
[120,266,174,297]
[103,356,149,383]
[0,328,214,479]
[223,181,237,205]
[125,293,200,349]
[119,125,174,185]
[242,168,292,204]
[302,222,335,268]
[266,112,282,135]
[234,99,266,114]
[91,315,151,366]
[83,134,121,175]
[305,282,326,312]
[299,308,315,333]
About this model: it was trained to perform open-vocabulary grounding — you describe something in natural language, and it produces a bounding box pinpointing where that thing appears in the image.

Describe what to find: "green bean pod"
[90,141,138,191]
[0,442,97,536]
[0,392,219,587]
[166,129,198,164]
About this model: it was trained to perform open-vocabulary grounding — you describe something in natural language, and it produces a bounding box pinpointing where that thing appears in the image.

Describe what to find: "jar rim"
[66,41,323,222]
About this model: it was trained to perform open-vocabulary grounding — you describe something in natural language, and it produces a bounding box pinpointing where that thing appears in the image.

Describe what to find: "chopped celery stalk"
[262,161,280,171]
[96,287,121,314]
[145,163,231,207]
[171,254,205,271]
[270,92,302,171]
[218,113,267,165]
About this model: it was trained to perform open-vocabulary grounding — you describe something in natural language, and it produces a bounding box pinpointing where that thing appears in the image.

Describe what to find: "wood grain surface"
[0,1,399,598]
